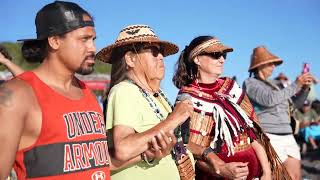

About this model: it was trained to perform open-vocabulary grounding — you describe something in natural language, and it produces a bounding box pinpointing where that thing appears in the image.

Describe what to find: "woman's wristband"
[201,147,215,161]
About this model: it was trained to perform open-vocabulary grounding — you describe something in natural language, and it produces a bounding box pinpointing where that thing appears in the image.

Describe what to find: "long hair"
[102,46,128,122]
[102,43,155,123]
[172,36,214,89]
[107,43,150,94]
[107,47,129,94]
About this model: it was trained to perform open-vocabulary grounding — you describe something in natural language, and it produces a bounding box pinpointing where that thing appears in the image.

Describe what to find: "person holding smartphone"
[243,46,315,180]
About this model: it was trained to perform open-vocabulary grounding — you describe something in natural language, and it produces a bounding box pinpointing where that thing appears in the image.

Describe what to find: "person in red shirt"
[0,1,112,179]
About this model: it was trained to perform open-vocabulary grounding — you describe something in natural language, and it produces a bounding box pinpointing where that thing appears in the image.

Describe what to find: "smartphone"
[302,63,310,74]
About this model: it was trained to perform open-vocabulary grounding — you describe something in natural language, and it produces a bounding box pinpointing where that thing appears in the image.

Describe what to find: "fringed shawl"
[180,77,292,180]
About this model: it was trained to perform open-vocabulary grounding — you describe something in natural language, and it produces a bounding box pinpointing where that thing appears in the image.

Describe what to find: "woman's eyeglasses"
[200,52,227,60]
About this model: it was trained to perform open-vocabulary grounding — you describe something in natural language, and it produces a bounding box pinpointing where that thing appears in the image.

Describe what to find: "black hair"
[21,40,48,63]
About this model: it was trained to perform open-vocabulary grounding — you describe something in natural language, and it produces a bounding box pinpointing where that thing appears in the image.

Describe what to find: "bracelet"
[141,152,155,166]
[202,147,222,176]
[201,147,215,161]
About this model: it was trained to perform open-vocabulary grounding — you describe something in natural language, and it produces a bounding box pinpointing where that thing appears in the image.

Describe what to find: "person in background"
[295,100,320,150]
[0,44,24,77]
[96,24,194,180]
[311,99,320,116]
[172,36,287,180]
[274,72,291,88]
[243,46,315,180]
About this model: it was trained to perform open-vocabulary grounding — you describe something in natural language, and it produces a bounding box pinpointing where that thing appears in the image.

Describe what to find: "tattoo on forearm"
[0,83,13,106]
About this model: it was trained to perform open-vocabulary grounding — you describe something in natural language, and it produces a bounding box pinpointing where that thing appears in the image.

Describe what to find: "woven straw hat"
[248,46,283,72]
[188,37,233,60]
[96,24,179,63]
[200,38,233,54]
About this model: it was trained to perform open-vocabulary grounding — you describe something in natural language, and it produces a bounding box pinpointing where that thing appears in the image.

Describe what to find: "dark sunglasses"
[200,52,227,60]
[141,46,164,57]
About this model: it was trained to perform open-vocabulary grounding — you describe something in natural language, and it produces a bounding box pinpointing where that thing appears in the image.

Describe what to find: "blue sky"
[1,0,319,102]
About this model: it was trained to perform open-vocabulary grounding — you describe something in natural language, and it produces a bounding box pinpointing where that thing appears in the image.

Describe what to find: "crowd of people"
[0,1,319,180]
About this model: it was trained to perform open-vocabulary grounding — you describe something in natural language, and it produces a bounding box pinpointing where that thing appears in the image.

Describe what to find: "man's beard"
[76,62,94,75]
[76,53,96,75]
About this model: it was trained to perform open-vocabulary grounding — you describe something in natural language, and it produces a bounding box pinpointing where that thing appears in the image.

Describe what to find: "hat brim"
[17,38,42,42]
[249,58,283,72]
[202,44,233,54]
[96,37,179,63]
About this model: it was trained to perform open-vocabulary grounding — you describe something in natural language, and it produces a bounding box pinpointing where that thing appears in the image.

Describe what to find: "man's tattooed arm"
[0,83,13,107]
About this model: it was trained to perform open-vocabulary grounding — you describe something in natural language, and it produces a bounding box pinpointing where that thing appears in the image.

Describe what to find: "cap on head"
[248,46,283,72]
[96,24,179,63]
[19,1,94,42]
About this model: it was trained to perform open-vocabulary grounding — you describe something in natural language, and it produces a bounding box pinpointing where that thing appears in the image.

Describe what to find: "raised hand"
[0,45,13,65]
[0,49,24,76]
[168,99,193,125]
[0,51,9,65]
[295,72,315,87]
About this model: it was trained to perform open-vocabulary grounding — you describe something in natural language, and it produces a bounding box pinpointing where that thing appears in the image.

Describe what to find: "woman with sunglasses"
[243,46,314,180]
[96,24,195,180]
[172,36,289,180]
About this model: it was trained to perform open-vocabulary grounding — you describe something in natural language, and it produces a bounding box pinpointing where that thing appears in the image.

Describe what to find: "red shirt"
[14,72,110,180]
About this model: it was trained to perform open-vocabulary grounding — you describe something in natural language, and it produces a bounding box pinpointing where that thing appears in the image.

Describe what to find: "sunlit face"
[135,44,165,81]
[195,52,226,77]
[57,25,96,75]
[257,62,276,79]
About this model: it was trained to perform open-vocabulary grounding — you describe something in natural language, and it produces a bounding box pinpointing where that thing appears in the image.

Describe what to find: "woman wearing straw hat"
[243,46,314,180]
[96,24,195,180]
[172,36,289,180]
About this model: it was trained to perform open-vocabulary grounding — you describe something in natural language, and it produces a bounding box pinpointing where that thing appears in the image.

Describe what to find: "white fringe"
[227,99,254,128]
[210,93,254,156]
[211,104,236,156]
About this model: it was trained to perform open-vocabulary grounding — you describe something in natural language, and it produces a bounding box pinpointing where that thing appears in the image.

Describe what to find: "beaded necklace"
[127,79,173,120]
[127,79,187,161]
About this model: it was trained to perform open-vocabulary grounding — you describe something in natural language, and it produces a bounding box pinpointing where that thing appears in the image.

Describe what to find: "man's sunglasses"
[200,52,227,60]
